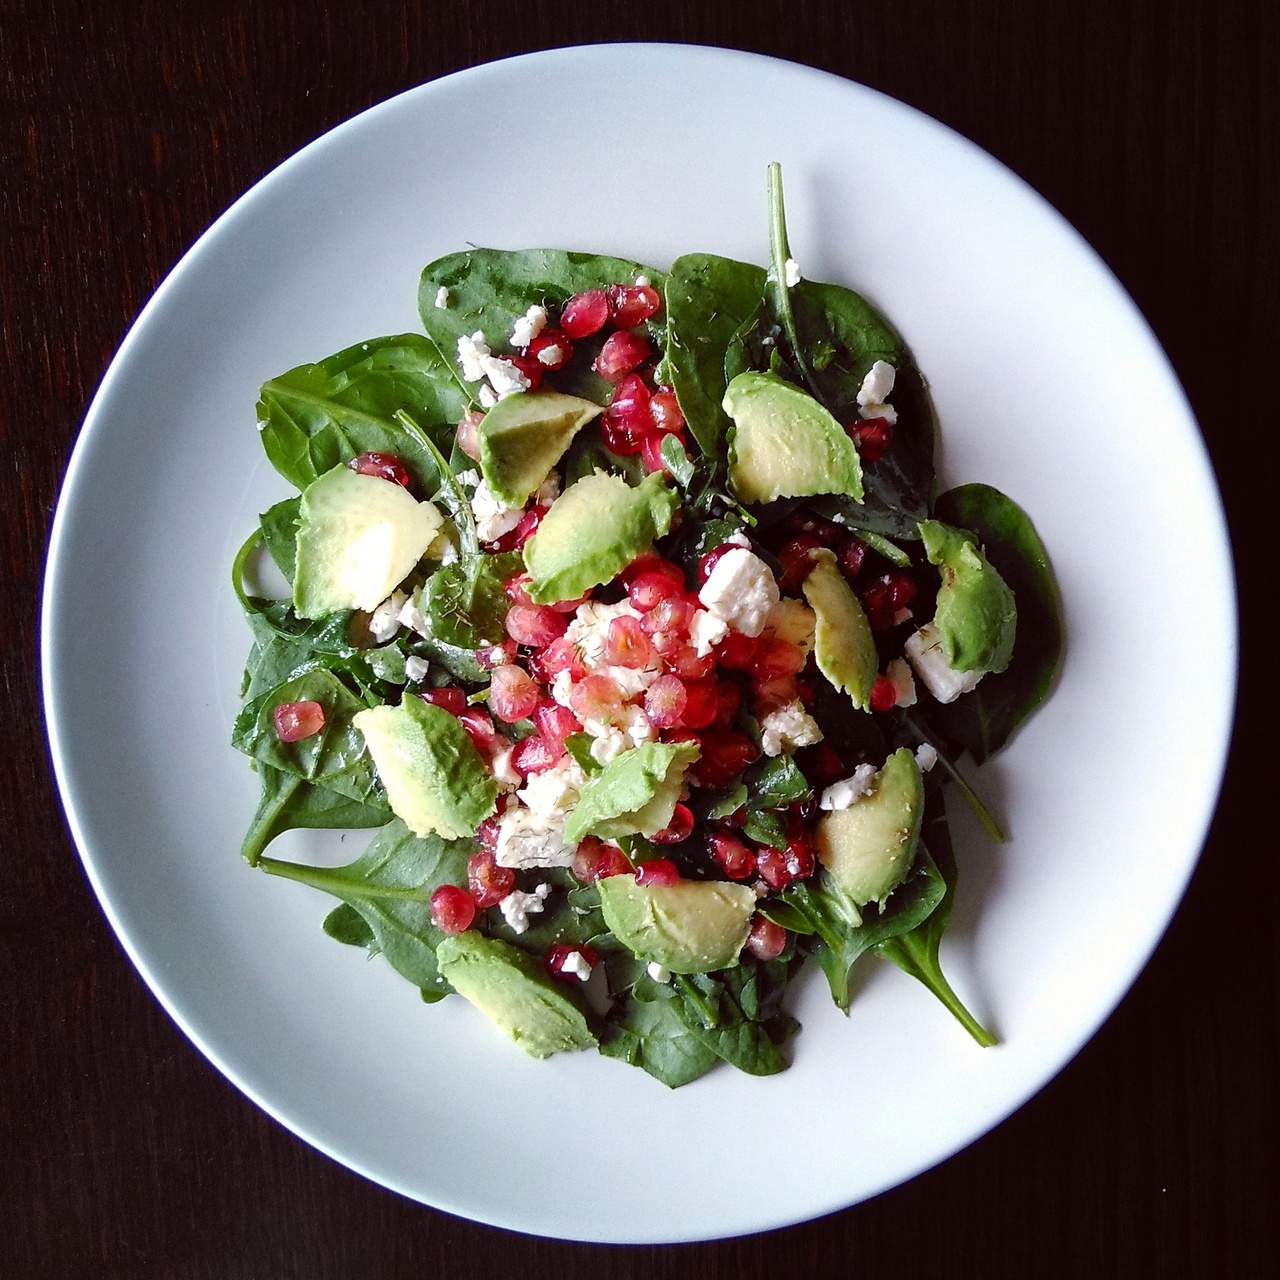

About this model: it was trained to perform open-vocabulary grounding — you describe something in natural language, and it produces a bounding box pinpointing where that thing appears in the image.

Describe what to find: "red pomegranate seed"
[533,701,581,753]
[644,673,688,728]
[504,352,543,391]
[560,288,610,339]
[467,851,516,908]
[504,573,536,606]
[693,731,759,788]
[640,595,696,638]
[651,802,694,844]
[852,417,894,462]
[512,733,560,775]
[635,858,680,887]
[709,831,756,879]
[623,555,685,586]
[528,635,585,682]
[802,743,848,786]
[607,282,662,327]
[569,673,626,725]
[667,645,716,682]
[869,673,898,712]
[777,536,821,591]
[697,544,735,585]
[640,431,671,476]
[628,571,684,612]
[347,451,411,488]
[783,820,817,880]
[273,700,325,742]
[527,328,574,370]
[753,675,800,712]
[455,410,483,462]
[511,506,548,550]
[886,572,917,609]
[594,330,651,381]
[431,884,476,933]
[678,680,719,729]
[605,615,655,669]
[457,707,498,752]
[751,636,806,682]
[489,664,541,722]
[545,942,598,981]
[713,681,743,726]
[755,847,793,891]
[649,389,686,434]
[550,591,591,615]
[505,603,569,647]
[419,686,467,715]
[746,915,787,960]
[838,537,868,580]
[476,816,502,854]
[572,837,632,883]
[860,580,896,630]
[714,631,761,670]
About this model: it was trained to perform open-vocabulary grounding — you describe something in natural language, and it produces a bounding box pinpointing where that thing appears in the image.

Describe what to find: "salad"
[231,164,1062,1086]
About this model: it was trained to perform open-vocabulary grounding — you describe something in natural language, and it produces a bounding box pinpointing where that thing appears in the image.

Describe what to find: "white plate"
[42,45,1235,1242]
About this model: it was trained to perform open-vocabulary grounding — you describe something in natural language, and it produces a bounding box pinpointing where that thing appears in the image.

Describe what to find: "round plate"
[42,45,1235,1243]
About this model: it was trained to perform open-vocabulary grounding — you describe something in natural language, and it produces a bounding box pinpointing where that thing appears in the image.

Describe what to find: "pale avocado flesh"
[802,548,878,711]
[436,933,597,1058]
[562,741,701,844]
[919,520,1017,674]
[598,874,756,973]
[478,389,603,507]
[816,747,924,910]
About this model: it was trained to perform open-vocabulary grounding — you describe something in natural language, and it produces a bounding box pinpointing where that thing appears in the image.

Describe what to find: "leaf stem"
[394,408,479,559]
[766,161,821,398]
[902,711,1007,842]
[259,855,433,902]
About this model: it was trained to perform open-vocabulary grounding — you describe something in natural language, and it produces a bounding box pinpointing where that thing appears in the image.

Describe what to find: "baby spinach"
[416,551,520,649]
[600,990,721,1088]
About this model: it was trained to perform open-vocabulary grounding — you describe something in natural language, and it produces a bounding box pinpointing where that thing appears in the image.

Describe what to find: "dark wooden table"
[4,2,1275,1276]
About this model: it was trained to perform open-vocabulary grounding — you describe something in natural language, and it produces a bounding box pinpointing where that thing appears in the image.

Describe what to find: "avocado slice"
[723,371,863,505]
[598,874,756,973]
[522,470,678,604]
[293,465,443,618]
[477,389,603,508]
[802,548,878,711]
[562,741,700,844]
[816,747,924,913]
[436,933,597,1058]
[352,698,497,839]
[920,520,1017,673]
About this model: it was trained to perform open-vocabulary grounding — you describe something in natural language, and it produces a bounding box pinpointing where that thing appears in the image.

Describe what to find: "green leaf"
[259,497,301,582]
[416,551,521,649]
[240,765,389,866]
[744,753,812,808]
[599,992,721,1088]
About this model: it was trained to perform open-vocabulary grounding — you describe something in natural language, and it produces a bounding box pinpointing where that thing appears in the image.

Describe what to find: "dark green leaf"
[744,753,812,808]
[323,902,376,948]
[240,765,389,865]
[259,497,300,582]
[416,551,521,649]
[599,993,721,1088]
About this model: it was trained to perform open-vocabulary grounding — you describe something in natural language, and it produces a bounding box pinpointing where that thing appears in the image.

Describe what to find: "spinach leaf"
[259,497,300,582]
[323,902,376,948]
[415,551,521,649]
[599,991,721,1088]
[664,252,767,462]
[240,765,389,866]
[668,963,798,1076]
[259,818,474,999]
[257,335,467,492]
[419,249,665,406]
[925,484,1064,762]
[744,753,811,808]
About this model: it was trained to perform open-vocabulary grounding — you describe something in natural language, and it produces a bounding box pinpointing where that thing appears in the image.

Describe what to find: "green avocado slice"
[522,470,678,604]
[353,698,497,840]
[724,371,863,505]
[562,741,700,844]
[477,389,603,507]
[816,747,924,914]
[293,465,443,618]
[598,874,756,973]
[920,520,1017,674]
[802,548,878,711]
[436,933,597,1058]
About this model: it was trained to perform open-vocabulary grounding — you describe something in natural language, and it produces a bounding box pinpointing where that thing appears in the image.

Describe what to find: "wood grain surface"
[3,1,1275,1276]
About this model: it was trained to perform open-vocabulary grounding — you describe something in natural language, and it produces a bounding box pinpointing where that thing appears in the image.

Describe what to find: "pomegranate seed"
[477,640,517,669]
[455,410,483,461]
[605,615,655,669]
[505,603,569,647]
[489,664,541,722]
[640,595,696,638]
[869,673,898,712]
[645,673,688,728]
[457,707,498,752]
[623,555,686,587]
[635,858,680,887]
[603,374,653,454]
[697,544,735,585]
[886,572,917,609]
[560,288,610,339]
[504,573,536,606]
[667,645,716,682]
[272,700,325,742]
[594,330,651,381]
[504,352,543,391]
[348,451,411,488]
[572,837,632,883]
[753,675,801,712]
[550,591,591,614]
[838,537,868,580]
[783,820,817,880]
[628,571,684,612]
[713,681,743,726]
[649,389,686,434]
[476,817,502,854]
[755,847,793,891]
[490,504,548,553]
[852,417,894,462]
[545,942,598,981]
[640,431,671,475]
[512,733,560,775]
[777,536,821,591]
[709,831,756,879]
[607,282,662,327]
[693,731,759,788]
[802,743,848,785]
[751,636,806,682]
[860,580,896,630]
[746,915,787,960]
[651,802,695,844]
[678,680,719,729]
[569,673,626,725]
[431,884,476,933]
[533,701,581,753]
[528,635,585,682]
[418,686,467,715]
[467,851,516,907]
[714,631,761,670]
[527,328,574,370]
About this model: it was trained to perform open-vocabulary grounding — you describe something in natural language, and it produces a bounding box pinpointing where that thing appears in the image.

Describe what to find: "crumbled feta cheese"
[510,304,548,349]
[478,385,497,409]
[455,469,481,489]
[587,705,654,763]
[518,756,586,820]
[915,742,939,772]
[820,764,878,811]
[723,530,752,548]
[635,274,651,288]
[495,807,575,869]
[367,590,406,643]
[535,342,565,367]
[856,359,898,425]
[498,882,551,933]
[551,668,575,708]
[403,655,430,684]
[457,331,491,382]
[647,962,671,983]
[784,258,802,287]
[688,608,730,657]
[697,548,780,638]
[564,599,648,671]
[397,596,431,638]
[434,286,450,309]
[470,478,523,542]
[479,355,531,400]
[561,950,593,982]
[490,743,521,791]
[904,622,986,704]
[759,699,824,757]
[763,598,817,656]
[886,656,917,707]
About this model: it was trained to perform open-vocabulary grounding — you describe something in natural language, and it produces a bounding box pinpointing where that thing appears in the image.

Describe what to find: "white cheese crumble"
[434,286,450,309]
[561,951,593,982]
[490,743,521,791]
[367,590,406,643]
[784,258,802,287]
[857,359,898,425]
[470,478,523,543]
[563,601,661,695]
[536,342,565,367]
[759,699,824,757]
[518,756,586,821]
[688,608,729,657]
[904,622,986,704]
[479,355,531,400]
[397,596,431,638]
[915,742,939,772]
[886,656,917,707]
[647,962,671,983]
[819,764,878,811]
[588,705,655,764]
[534,471,561,505]
[457,331,491,382]
[455,469,481,489]
[510,304,548,349]
[403,655,430,684]
[498,883,551,933]
[478,385,498,409]
[495,806,576,869]
[697,548,780,638]
[635,274,651,288]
